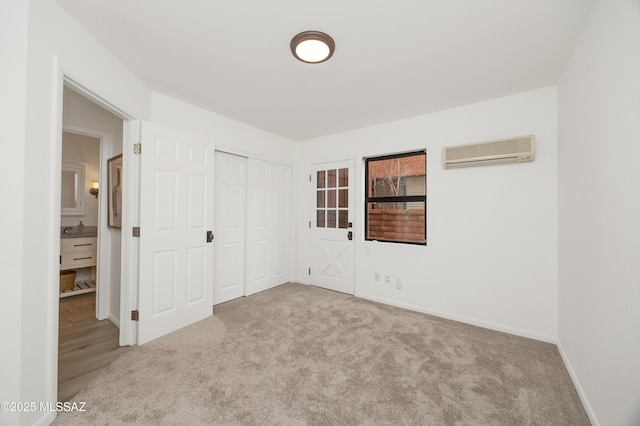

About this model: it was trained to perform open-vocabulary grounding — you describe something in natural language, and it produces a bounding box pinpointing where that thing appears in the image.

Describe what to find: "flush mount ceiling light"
[290,31,335,64]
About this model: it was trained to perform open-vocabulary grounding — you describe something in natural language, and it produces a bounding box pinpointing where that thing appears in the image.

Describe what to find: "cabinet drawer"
[61,251,97,269]
[61,237,97,253]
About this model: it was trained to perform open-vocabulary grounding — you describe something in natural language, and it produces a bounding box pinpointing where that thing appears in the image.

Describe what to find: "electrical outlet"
[374,272,380,282]
[395,278,402,289]
[384,275,391,285]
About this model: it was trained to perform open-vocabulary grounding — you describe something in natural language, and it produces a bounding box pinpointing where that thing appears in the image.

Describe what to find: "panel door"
[245,159,292,295]
[310,160,355,294]
[213,151,247,305]
[138,121,214,344]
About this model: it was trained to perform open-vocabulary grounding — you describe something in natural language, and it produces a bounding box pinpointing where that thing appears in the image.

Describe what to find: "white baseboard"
[108,313,120,328]
[33,411,56,426]
[557,340,600,426]
[354,291,557,344]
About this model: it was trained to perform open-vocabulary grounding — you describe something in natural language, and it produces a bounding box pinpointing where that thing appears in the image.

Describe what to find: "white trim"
[33,412,56,426]
[355,291,557,344]
[214,143,295,168]
[120,120,140,345]
[46,55,65,426]
[557,340,600,426]
[64,76,133,120]
[108,313,121,328]
[47,63,138,411]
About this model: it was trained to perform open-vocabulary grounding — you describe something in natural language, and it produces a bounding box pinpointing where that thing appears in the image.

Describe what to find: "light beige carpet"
[54,283,589,425]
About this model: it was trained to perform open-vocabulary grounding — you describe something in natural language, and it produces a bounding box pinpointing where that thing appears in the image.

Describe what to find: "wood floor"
[58,318,127,402]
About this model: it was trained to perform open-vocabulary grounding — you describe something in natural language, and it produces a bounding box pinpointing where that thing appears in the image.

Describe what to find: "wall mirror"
[61,160,85,216]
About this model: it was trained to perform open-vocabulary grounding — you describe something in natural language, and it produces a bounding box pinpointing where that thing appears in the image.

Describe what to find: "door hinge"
[134,143,142,154]
[131,310,139,321]
[308,267,311,275]
[308,221,311,228]
[309,174,311,182]
[132,227,141,237]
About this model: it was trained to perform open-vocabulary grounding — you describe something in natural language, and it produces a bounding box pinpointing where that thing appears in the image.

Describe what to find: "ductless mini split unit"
[442,135,535,169]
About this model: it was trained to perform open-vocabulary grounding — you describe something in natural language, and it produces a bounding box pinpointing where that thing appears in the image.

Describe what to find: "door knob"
[207,231,214,243]
[347,231,353,241]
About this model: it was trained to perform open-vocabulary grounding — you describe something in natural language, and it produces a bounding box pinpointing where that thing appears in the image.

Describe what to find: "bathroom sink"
[60,232,97,239]
[60,226,98,239]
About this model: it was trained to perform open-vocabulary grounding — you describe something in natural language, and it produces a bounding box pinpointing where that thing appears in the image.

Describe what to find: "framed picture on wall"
[107,154,123,228]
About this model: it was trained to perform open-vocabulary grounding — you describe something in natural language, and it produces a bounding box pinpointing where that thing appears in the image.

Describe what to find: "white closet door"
[245,159,292,295]
[213,152,247,305]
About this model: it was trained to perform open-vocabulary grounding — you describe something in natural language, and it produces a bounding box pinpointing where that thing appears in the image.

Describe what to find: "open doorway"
[57,84,125,401]
[59,130,101,325]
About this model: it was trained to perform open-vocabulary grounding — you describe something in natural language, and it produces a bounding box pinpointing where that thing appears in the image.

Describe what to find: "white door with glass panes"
[309,160,354,294]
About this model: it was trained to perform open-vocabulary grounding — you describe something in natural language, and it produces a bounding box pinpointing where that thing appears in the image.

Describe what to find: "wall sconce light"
[89,181,99,198]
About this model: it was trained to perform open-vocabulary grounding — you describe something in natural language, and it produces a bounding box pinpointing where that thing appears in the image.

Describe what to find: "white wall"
[63,86,124,154]
[296,87,559,342]
[0,1,28,425]
[151,92,297,165]
[17,0,152,424]
[557,1,640,425]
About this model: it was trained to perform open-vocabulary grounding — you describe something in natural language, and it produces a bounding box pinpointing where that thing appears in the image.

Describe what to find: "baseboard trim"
[557,340,600,426]
[354,292,557,344]
[108,313,120,328]
[32,411,56,426]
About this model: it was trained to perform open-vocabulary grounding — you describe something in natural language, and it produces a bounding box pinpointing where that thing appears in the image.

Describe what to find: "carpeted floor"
[59,293,96,327]
[54,283,589,425]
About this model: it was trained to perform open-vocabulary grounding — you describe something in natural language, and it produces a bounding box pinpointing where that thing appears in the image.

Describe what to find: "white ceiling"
[55,0,594,141]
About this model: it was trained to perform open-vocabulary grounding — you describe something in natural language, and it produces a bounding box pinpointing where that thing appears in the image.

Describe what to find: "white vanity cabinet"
[60,237,97,270]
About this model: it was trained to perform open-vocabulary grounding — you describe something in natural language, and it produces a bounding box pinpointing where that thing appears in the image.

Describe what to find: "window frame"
[364,149,427,245]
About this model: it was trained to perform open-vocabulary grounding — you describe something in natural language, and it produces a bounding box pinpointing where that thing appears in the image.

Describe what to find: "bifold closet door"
[213,152,247,305]
[245,158,292,296]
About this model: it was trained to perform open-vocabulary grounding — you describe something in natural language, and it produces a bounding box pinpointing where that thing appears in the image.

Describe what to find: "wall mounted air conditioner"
[442,135,535,169]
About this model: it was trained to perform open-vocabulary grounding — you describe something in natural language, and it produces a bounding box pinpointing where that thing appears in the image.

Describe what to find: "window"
[365,150,426,244]
[316,168,349,229]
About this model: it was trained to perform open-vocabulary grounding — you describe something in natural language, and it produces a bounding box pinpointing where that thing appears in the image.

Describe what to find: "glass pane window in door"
[317,210,326,228]
[317,190,325,208]
[339,189,348,208]
[339,168,348,187]
[327,210,337,228]
[317,171,326,188]
[327,190,336,208]
[338,210,348,229]
[327,169,337,188]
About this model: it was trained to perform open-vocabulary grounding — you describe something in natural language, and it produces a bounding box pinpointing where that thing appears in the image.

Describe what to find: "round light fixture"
[291,31,335,64]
